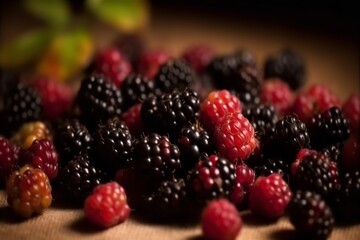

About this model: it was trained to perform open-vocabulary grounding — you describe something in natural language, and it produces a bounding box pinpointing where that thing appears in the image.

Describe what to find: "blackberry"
[307,107,350,150]
[177,123,213,176]
[293,152,339,200]
[58,153,107,204]
[255,158,289,182]
[133,133,181,184]
[1,82,42,136]
[262,114,310,164]
[187,155,236,202]
[141,178,190,220]
[141,89,200,139]
[321,143,343,163]
[94,116,133,174]
[264,49,305,90]
[332,171,360,222]
[242,104,278,141]
[154,59,194,93]
[233,49,257,67]
[121,73,157,110]
[53,119,92,164]
[76,75,123,130]
[289,191,334,240]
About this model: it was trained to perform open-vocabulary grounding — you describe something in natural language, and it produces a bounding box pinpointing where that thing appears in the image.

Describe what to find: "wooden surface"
[1,6,360,240]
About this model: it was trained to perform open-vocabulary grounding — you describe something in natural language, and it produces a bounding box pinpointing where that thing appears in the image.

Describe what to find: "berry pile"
[0,43,359,239]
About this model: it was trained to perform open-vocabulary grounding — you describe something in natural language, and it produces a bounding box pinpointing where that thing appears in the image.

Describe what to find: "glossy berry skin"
[95,48,132,88]
[0,136,20,179]
[214,112,257,163]
[137,49,172,79]
[182,45,215,73]
[260,79,293,116]
[200,90,242,132]
[84,182,130,228]
[249,173,292,219]
[11,121,51,149]
[230,164,255,208]
[20,139,59,180]
[202,199,242,240]
[342,94,360,135]
[121,103,144,137]
[289,191,334,240]
[6,165,52,218]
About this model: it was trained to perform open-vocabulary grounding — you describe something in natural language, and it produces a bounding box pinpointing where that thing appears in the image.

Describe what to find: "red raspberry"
[200,90,242,132]
[342,136,360,172]
[121,103,143,137]
[6,165,52,218]
[95,48,132,88]
[307,84,341,112]
[29,76,74,120]
[84,181,130,228]
[260,79,293,116]
[20,139,59,180]
[249,173,292,219]
[291,93,314,123]
[202,199,242,240]
[0,136,20,180]
[182,45,215,73]
[230,163,255,207]
[137,49,172,79]
[342,94,360,135]
[214,112,258,163]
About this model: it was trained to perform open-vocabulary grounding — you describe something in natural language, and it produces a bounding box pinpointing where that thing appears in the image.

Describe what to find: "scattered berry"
[182,45,215,73]
[138,49,172,79]
[342,94,360,135]
[307,84,341,112]
[11,121,51,149]
[0,135,20,180]
[230,163,255,208]
[121,103,144,137]
[342,136,360,172]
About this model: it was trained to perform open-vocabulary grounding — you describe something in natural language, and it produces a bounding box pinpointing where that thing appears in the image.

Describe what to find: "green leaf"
[0,29,52,68]
[87,0,149,32]
[23,0,70,27]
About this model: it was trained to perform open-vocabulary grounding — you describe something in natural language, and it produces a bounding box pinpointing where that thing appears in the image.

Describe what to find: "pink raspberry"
[137,49,172,79]
[121,103,143,137]
[342,94,360,135]
[182,45,215,73]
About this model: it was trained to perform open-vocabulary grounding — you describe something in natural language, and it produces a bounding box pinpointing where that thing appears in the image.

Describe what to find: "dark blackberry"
[262,114,310,164]
[121,73,157,110]
[207,53,261,106]
[177,123,213,176]
[141,178,190,220]
[76,75,123,130]
[242,104,278,141]
[1,82,42,136]
[255,158,289,182]
[93,116,133,174]
[53,119,92,164]
[307,107,350,150]
[58,153,107,204]
[321,143,343,163]
[133,133,181,184]
[141,89,200,139]
[187,155,236,202]
[293,152,339,200]
[154,59,194,93]
[264,49,305,90]
[289,191,334,240]
[233,49,257,67]
[331,171,360,222]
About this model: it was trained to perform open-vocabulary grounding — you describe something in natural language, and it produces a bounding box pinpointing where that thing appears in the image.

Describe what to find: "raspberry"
[260,79,293,116]
[307,106,350,150]
[0,135,20,180]
[154,59,194,93]
[76,75,123,130]
[214,112,257,163]
[342,136,360,172]
[200,90,242,132]
[201,199,242,240]
[289,191,334,240]
[137,49,172,79]
[291,93,314,123]
[188,155,236,202]
[11,121,51,149]
[6,165,52,218]
[342,94,360,135]
[264,49,306,90]
[249,173,291,219]
[306,84,341,112]
[29,76,74,120]
[182,45,215,73]
[94,48,132,88]
[53,119,92,164]
[84,182,130,228]
[115,35,144,65]
[20,139,59,180]
[121,103,144,137]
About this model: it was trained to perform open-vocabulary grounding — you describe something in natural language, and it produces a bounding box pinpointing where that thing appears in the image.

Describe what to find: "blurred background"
[0,0,359,99]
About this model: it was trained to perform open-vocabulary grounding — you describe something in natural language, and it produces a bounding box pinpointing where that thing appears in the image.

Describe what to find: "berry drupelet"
[0,135,20,180]
[255,158,289,182]
[11,121,51,149]
[289,191,334,240]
